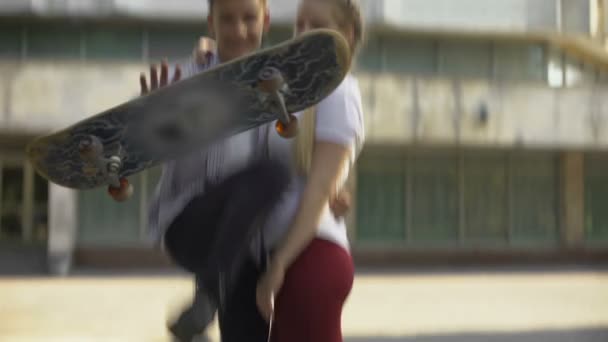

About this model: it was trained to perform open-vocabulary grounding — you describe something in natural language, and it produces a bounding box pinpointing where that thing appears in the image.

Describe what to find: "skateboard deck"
[26,29,350,194]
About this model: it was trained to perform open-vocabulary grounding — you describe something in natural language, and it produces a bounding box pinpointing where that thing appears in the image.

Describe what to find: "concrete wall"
[0,0,384,24]
[2,61,608,149]
[361,74,608,149]
[383,0,558,33]
[0,61,143,135]
[381,0,593,35]
[0,0,591,35]
[561,0,592,35]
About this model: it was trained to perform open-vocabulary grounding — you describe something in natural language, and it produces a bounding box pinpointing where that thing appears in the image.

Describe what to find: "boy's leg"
[198,159,289,309]
[217,256,269,342]
[163,159,289,276]
[163,191,224,274]
[168,275,217,342]
[163,160,289,341]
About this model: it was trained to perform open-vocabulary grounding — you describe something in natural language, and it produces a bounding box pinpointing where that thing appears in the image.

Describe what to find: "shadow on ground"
[345,327,608,342]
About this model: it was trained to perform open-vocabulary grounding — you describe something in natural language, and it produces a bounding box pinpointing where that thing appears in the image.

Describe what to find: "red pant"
[271,238,355,342]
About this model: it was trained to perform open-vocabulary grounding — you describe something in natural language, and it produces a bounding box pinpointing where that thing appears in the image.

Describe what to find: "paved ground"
[1,266,608,341]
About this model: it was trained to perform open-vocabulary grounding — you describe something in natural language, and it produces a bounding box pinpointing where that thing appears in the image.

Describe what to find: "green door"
[356,158,406,243]
[585,155,608,241]
[78,176,143,246]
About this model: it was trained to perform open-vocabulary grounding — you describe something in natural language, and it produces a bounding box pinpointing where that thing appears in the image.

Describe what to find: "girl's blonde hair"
[208,0,268,11]
[293,0,364,176]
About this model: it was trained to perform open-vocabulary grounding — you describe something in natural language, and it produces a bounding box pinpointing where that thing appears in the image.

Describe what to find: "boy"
[142,1,351,341]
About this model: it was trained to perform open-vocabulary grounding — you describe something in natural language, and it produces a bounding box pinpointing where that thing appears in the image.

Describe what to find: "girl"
[255,0,366,341]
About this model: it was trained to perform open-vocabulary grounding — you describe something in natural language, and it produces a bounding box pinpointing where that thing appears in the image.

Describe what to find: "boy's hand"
[139,59,182,95]
[329,190,351,219]
[193,37,217,66]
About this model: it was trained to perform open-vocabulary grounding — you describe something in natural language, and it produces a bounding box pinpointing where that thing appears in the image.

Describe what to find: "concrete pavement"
[1,267,607,341]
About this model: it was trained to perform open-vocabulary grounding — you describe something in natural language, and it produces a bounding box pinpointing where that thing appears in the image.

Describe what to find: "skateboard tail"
[26,133,75,189]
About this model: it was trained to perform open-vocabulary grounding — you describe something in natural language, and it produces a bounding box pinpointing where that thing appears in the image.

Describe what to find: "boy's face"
[208,0,269,62]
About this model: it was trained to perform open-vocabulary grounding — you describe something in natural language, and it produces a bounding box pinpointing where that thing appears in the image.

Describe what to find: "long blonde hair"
[293,106,317,175]
[292,0,364,176]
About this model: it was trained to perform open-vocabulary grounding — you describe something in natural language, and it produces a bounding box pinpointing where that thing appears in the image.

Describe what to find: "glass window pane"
[27,25,81,59]
[1,166,23,240]
[564,57,595,86]
[33,173,48,242]
[440,40,492,78]
[355,32,382,72]
[148,27,206,61]
[463,154,507,241]
[385,37,436,74]
[356,160,406,242]
[264,27,292,47]
[510,155,558,243]
[78,176,142,246]
[0,24,22,58]
[85,27,143,61]
[585,155,608,241]
[494,43,546,81]
[410,156,459,242]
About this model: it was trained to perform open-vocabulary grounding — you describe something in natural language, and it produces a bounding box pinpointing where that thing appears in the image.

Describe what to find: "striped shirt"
[146,55,266,246]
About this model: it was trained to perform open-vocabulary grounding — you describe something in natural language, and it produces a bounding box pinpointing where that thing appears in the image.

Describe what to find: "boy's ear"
[263,9,270,33]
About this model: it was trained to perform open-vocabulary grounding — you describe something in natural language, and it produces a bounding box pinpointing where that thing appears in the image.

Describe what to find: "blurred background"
[0,0,608,341]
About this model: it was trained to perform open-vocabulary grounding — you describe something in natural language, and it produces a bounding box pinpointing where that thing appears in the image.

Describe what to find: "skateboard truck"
[106,150,133,202]
[78,135,103,161]
[78,135,133,202]
[257,67,298,138]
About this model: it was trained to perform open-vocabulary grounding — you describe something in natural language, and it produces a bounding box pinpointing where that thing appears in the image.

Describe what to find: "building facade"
[1,0,607,275]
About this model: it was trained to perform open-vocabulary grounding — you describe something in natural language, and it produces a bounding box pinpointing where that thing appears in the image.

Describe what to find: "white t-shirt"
[261,74,365,251]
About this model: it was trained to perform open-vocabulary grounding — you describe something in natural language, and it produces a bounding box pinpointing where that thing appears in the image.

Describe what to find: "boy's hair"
[208,0,268,11]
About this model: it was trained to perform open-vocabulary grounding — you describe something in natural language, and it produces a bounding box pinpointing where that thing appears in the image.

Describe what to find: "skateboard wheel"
[107,155,122,173]
[79,135,103,161]
[275,114,298,138]
[108,178,133,202]
[258,67,284,92]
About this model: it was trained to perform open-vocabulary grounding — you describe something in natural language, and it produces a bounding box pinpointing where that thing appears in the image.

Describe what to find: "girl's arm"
[271,141,350,270]
[256,140,350,320]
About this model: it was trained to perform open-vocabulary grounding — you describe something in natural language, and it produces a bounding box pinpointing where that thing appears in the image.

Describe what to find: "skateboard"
[26,29,350,201]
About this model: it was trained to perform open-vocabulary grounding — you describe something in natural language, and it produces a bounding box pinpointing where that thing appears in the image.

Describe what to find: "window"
[585,155,608,241]
[494,43,546,81]
[409,155,459,241]
[27,25,81,59]
[439,40,492,78]
[264,27,292,47]
[0,24,22,58]
[384,37,437,75]
[510,154,558,242]
[33,173,48,242]
[78,175,143,246]
[354,32,382,72]
[85,27,143,61]
[356,158,406,242]
[564,57,594,86]
[148,27,205,61]
[1,166,23,240]
[462,154,508,241]
[355,151,559,246]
